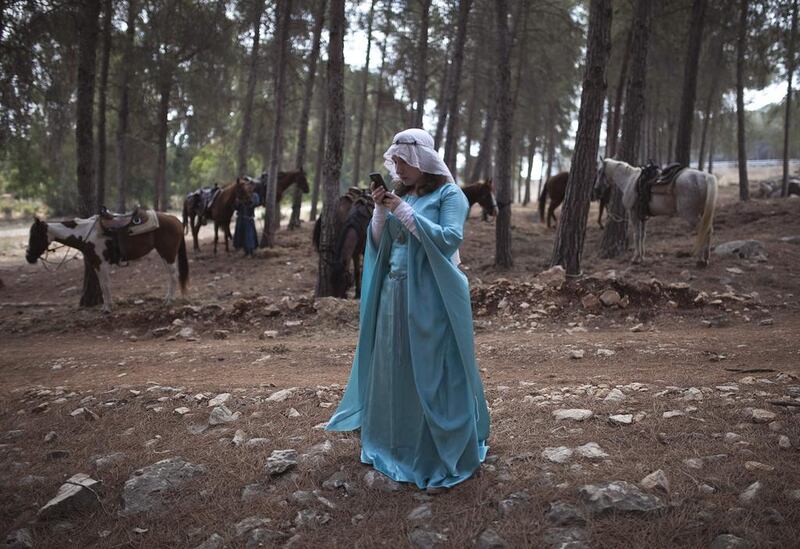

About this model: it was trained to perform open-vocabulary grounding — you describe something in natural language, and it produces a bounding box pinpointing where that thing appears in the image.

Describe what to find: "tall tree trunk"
[707,110,716,173]
[95,0,111,211]
[470,87,496,184]
[310,78,327,222]
[317,0,345,296]
[261,0,293,247]
[494,0,513,268]
[783,0,798,197]
[238,0,265,177]
[75,0,102,307]
[351,0,376,186]
[609,25,633,158]
[412,0,431,128]
[550,0,612,274]
[369,0,392,173]
[674,0,708,166]
[523,137,535,206]
[600,0,651,259]
[289,0,325,229]
[442,0,472,178]
[154,71,171,211]
[116,0,136,212]
[432,20,454,151]
[697,42,723,172]
[736,0,749,201]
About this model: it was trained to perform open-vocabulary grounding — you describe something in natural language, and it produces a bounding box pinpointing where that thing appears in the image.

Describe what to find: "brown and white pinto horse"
[26,213,189,312]
[461,179,497,221]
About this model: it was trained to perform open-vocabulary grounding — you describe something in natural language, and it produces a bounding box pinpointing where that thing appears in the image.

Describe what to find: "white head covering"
[383,128,454,184]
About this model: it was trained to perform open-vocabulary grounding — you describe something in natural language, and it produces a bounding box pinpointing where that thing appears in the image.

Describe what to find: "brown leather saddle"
[635,162,686,220]
[98,206,152,264]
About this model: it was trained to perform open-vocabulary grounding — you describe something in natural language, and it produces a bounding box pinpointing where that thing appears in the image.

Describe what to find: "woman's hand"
[371,184,402,212]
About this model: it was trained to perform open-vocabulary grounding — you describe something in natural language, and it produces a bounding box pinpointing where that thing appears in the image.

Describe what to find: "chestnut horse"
[539,171,611,228]
[461,179,497,221]
[26,212,188,312]
[253,169,311,206]
[209,177,250,254]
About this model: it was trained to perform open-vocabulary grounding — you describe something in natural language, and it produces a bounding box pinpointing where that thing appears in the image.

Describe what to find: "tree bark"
[412,0,431,128]
[369,0,392,172]
[600,0,651,259]
[261,0,293,247]
[674,0,708,167]
[523,137,535,206]
[432,34,453,152]
[550,0,612,274]
[95,0,112,211]
[783,0,798,197]
[609,25,633,159]
[237,0,265,177]
[116,0,136,212]
[494,0,513,268]
[736,0,749,201]
[316,0,345,297]
[75,0,102,307]
[442,0,472,178]
[310,76,327,222]
[351,0,376,186]
[154,72,171,211]
[289,0,325,229]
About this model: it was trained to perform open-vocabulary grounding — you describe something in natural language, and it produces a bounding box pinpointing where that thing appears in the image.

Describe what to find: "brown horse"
[182,183,220,252]
[209,177,250,254]
[313,187,374,298]
[461,179,497,221]
[539,171,611,228]
[254,169,311,206]
[26,211,188,312]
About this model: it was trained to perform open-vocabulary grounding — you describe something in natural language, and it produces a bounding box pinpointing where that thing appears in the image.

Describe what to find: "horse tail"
[693,174,718,256]
[538,180,549,223]
[182,200,189,234]
[178,236,189,294]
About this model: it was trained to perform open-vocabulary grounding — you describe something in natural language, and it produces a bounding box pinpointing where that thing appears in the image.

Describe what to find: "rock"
[639,470,669,493]
[713,240,766,260]
[244,528,287,548]
[322,471,348,490]
[552,409,593,421]
[178,327,196,339]
[764,507,784,525]
[44,431,57,443]
[363,470,401,492]
[604,388,626,402]
[408,527,447,549]
[193,533,224,549]
[663,410,685,419]
[266,449,297,475]
[578,480,665,514]
[4,528,33,549]
[536,265,566,289]
[477,528,508,549]
[212,330,229,340]
[544,501,587,526]
[244,438,270,448]
[38,473,102,519]
[629,323,645,333]
[542,526,590,549]
[748,408,776,423]
[779,435,791,449]
[569,349,585,360]
[609,414,633,425]
[208,405,240,426]
[286,407,301,418]
[599,289,621,307]
[261,330,279,339]
[581,294,601,311]
[232,430,247,446]
[174,407,190,416]
[207,393,231,407]
[575,442,609,460]
[743,461,774,472]
[151,327,170,338]
[787,489,800,501]
[682,387,703,401]
[709,534,753,549]
[241,484,268,502]
[91,452,125,470]
[121,458,206,515]
[294,509,330,528]
[407,503,432,521]
[596,348,616,357]
[769,421,784,432]
[265,388,298,402]
[542,447,573,464]
[724,432,742,443]
[305,440,334,457]
[738,481,762,504]
[235,516,272,537]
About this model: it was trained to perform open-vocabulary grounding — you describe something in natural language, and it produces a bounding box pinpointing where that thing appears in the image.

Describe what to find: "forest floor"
[0,184,799,548]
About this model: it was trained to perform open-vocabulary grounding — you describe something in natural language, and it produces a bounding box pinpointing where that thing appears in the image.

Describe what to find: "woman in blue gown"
[326,128,490,490]
[233,182,260,256]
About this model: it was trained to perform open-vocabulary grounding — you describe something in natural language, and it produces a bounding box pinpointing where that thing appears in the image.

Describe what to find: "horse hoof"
[696,260,709,269]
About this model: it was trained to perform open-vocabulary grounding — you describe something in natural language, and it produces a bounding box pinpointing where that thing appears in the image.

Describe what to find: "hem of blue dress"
[358,441,489,490]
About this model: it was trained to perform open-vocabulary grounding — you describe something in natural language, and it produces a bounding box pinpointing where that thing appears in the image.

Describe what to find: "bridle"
[36,217,99,271]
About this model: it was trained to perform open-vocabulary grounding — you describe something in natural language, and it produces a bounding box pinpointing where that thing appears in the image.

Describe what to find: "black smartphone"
[369,172,389,191]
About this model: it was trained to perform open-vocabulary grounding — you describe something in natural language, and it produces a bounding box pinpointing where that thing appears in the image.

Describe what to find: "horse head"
[26,216,50,264]
[592,159,609,201]
[479,179,498,220]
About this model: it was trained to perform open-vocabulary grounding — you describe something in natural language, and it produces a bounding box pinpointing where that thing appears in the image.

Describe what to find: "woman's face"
[392,156,423,186]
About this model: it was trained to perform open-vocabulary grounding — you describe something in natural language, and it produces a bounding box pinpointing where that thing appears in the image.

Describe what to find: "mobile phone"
[369,172,389,191]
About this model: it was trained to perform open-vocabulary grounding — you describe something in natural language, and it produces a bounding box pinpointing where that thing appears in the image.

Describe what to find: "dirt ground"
[1,185,799,548]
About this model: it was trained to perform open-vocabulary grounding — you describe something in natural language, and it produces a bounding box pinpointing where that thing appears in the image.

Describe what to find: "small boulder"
[578,480,665,514]
[552,409,593,421]
[38,474,102,520]
[639,470,669,493]
[120,457,206,515]
[266,449,297,475]
[599,289,621,307]
[208,405,240,426]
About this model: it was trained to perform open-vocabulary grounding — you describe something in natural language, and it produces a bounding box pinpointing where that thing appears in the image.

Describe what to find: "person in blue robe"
[233,183,260,256]
[326,128,490,490]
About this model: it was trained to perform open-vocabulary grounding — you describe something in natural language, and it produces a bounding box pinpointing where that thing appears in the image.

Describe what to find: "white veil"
[383,128,454,184]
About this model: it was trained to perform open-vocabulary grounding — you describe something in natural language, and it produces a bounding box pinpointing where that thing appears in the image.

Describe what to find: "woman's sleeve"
[370,204,387,245]
[412,184,468,258]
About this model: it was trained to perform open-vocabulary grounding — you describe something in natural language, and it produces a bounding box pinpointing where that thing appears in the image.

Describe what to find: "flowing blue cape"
[326,183,490,470]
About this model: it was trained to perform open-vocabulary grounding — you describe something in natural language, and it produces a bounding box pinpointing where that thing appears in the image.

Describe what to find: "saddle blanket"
[127,209,160,236]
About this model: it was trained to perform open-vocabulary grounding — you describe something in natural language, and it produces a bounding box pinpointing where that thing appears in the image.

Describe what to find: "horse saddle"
[99,206,150,231]
[653,163,685,192]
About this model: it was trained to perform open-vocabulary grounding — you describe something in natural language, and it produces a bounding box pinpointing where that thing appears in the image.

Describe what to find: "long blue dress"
[233,192,260,256]
[326,182,490,489]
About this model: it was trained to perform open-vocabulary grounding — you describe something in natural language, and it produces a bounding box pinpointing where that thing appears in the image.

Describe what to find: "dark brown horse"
[209,177,250,254]
[254,169,311,206]
[461,179,497,221]
[26,211,188,312]
[539,171,611,228]
[182,183,220,252]
[313,187,374,299]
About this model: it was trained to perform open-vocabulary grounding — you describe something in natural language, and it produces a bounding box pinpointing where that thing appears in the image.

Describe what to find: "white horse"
[595,158,718,266]
[26,212,189,312]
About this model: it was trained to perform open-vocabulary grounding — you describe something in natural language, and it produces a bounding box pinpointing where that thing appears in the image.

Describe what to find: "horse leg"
[213,223,219,255]
[224,222,231,253]
[353,253,362,299]
[598,199,605,228]
[160,257,178,305]
[631,217,642,264]
[98,263,113,313]
[640,219,647,262]
[548,203,558,228]
[191,216,200,252]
